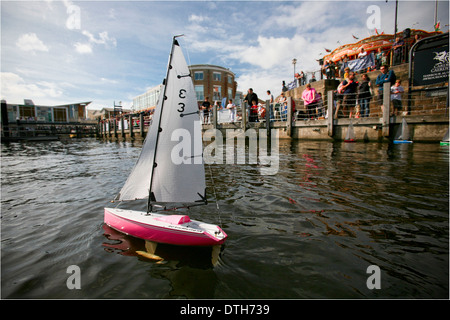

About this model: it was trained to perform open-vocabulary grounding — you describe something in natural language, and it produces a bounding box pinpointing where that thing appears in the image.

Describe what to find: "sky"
[1,0,449,110]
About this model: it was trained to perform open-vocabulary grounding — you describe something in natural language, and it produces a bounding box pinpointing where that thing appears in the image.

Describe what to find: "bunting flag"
[324,48,332,52]
[352,34,359,40]
[375,28,379,35]
[434,21,441,31]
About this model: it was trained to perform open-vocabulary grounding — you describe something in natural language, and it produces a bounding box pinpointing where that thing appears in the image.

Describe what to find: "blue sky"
[1,0,448,110]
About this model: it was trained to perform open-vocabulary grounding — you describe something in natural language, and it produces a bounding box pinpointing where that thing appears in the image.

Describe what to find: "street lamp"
[292,58,297,79]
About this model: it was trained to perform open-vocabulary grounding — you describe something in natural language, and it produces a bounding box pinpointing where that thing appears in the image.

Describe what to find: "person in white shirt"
[358,47,367,58]
[226,99,236,123]
[391,80,404,116]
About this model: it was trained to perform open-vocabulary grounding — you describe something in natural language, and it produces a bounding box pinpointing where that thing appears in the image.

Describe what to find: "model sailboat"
[104,36,227,246]
[393,118,413,144]
[344,121,356,142]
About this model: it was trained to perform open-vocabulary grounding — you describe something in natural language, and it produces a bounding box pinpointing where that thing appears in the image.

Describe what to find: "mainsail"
[116,38,206,205]
[344,121,356,141]
[395,118,411,141]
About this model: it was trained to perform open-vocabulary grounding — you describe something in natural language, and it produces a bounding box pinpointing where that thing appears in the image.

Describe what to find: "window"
[19,106,35,119]
[228,88,233,99]
[213,72,221,81]
[213,85,221,101]
[194,71,204,81]
[195,85,204,101]
[228,75,233,84]
[54,108,67,122]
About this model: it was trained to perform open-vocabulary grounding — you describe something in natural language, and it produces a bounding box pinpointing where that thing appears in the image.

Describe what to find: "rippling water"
[1,138,448,299]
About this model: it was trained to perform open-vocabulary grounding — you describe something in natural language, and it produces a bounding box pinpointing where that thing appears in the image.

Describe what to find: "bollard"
[327,90,334,137]
[286,97,292,137]
[140,113,144,138]
[213,103,218,129]
[265,100,271,138]
[382,82,391,137]
[121,117,125,139]
[129,115,134,138]
[242,101,247,131]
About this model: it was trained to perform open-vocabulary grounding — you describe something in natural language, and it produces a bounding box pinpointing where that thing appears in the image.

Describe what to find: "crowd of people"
[200,54,406,124]
[331,64,403,119]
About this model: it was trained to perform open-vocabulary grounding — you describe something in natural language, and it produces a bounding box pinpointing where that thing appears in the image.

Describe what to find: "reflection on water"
[102,224,221,298]
[1,138,448,299]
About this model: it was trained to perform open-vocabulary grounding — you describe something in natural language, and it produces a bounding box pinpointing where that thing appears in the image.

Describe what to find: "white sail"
[116,39,206,204]
[344,121,355,141]
[395,118,411,140]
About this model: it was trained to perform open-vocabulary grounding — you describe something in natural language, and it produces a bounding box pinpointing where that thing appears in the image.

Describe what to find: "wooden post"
[286,97,292,137]
[242,101,247,130]
[108,119,112,137]
[129,115,134,138]
[1,100,10,139]
[120,116,125,139]
[113,118,118,138]
[327,90,334,137]
[265,100,271,138]
[382,82,391,137]
[140,113,144,138]
[213,103,218,129]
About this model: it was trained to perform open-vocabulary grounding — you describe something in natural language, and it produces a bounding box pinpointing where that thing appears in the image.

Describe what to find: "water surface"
[1,138,448,299]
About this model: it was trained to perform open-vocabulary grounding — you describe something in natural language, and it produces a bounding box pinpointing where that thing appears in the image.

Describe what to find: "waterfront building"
[189,64,238,106]
[132,84,163,112]
[2,99,91,123]
[132,65,238,109]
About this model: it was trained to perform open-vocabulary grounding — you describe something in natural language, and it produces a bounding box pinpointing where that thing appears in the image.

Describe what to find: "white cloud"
[82,30,117,47]
[15,33,49,53]
[1,72,63,104]
[74,42,92,54]
[188,14,208,23]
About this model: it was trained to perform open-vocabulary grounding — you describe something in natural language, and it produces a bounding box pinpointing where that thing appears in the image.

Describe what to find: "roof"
[322,29,442,62]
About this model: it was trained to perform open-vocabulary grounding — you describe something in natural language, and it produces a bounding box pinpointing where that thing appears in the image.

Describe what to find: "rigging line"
[180,36,192,68]
[207,161,223,228]
[202,136,222,228]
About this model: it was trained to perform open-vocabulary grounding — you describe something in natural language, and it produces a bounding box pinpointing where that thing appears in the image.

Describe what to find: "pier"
[96,63,448,143]
[1,100,98,142]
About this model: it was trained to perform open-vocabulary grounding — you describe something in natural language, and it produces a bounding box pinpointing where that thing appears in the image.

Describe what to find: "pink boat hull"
[104,208,227,246]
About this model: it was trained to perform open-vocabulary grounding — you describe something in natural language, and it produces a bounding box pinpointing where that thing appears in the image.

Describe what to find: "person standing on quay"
[340,71,358,117]
[201,96,211,124]
[392,37,405,65]
[267,90,274,120]
[226,99,236,123]
[375,65,396,106]
[249,100,259,122]
[391,80,404,116]
[301,83,318,119]
[244,88,258,121]
[358,74,372,117]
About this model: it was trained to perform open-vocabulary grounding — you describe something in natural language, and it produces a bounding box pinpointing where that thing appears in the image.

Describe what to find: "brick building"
[189,64,238,106]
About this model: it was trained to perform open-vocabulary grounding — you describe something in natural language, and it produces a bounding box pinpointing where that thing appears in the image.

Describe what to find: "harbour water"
[1,138,448,299]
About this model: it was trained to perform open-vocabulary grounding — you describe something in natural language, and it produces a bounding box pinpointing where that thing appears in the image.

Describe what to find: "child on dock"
[249,100,259,122]
[391,80,404,116]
